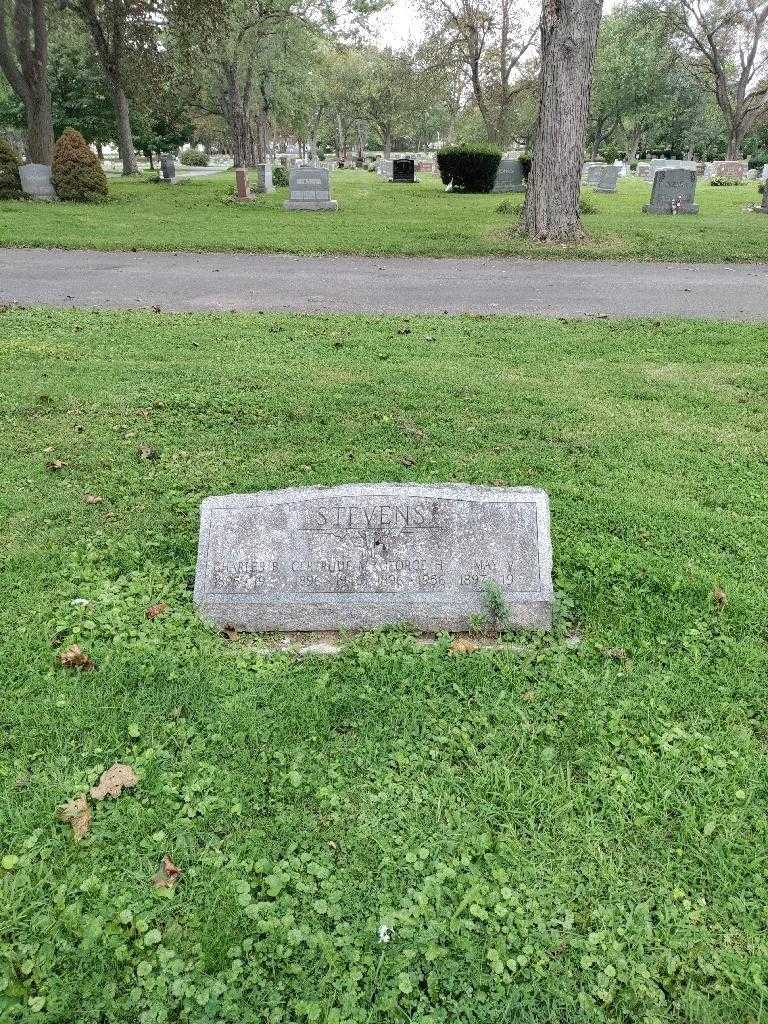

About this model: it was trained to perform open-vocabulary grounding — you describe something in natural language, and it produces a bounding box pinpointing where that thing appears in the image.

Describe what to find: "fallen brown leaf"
[137,444,160,460]
[712,586,728,611]
[90,763,138,801]
[56,796,92,841]
[58,644,96,670]
[136,408,152,420]
[602,647,629,662]
[450,638,480,654]
[152,855,181,889]
[45,459,67,471]
[145,601,169,621]
[84,493,103,505]
[221,626,239,641]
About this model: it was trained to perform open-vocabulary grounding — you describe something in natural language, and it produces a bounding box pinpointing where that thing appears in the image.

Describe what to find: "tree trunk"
[522,0,603,243]
[382,131,392,159]
[726,128,744,160]
[25,78,54,163]
[226,68,256,167]
[110,82,139,175]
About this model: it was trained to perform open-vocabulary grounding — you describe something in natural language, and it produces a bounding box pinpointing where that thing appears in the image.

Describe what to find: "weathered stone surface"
[593,165,620,193]
[711,160,747,181]
[19,163,55,199]
[392,158,415,183]
[194,484,553,632]
[160,154,176,182]
[284,166,337,211]
[581,162,605,186]
[491,159,525,194]
[234,167,251,201]
[253,163,274,193]
[755,187,768,214]
[643,168,699,214]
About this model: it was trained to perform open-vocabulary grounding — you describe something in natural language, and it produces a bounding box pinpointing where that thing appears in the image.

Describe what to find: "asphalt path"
[1,247,766,320]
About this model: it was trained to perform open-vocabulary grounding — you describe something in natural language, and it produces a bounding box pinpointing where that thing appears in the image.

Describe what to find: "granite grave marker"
[194,483,553,632]
[284,166,337,211]
[491,159,525,194]
[392,158,415,183]
[19,163,55,200]
[160,154,176,184]
[643,168,699,214]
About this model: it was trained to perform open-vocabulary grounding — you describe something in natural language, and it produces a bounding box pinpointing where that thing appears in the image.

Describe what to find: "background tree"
[61,0,160,174]
[0,0,54,161]
[662,0,768,157]
[522,0,603,242]
[47,17,115,150]
[417,0,538,147]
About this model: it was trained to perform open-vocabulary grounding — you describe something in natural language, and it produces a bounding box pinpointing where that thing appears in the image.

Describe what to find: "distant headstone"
[636,162,651,180]
[159,154,176,184]
[234,168,251,201]
[378,158,394,180]
[581,162,605,186]
[392,158,415,183]
[194,484,553,632]
[711,160,747,181]
[253,163,274,194]
[19,163,55,200]
[755,187,768,214]
[491,158,525,194]
[643,168,699,214]
[762,164,768,182]
[594,165,620,193]
[284,166,337,211]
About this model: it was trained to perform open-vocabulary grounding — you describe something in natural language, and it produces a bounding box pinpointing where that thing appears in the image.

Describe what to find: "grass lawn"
[0,170,766,262]
[2,307,768,1022]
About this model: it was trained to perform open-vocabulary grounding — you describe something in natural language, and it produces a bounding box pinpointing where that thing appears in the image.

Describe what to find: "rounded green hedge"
[51,128,108,202]
[0,138,22,199]
[180,149,209,167]
[436,144,502,193]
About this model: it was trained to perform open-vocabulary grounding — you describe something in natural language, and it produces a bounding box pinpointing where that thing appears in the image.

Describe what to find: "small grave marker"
[159,154,176,184]
[392,158,415,183]
[19,163,55,200]
[491,159,525,194]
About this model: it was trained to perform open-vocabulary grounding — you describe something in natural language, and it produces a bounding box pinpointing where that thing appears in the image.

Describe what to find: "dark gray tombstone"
[581,163,605,187]
[755,187,768,214]
[194,484,554,633]
[594,165,620,193]
[159,154,176,184]
[283,166,337,211]
[392,158,415,183]
[19,163,56,200]
[643,168,699,214]
[491,159,525,194]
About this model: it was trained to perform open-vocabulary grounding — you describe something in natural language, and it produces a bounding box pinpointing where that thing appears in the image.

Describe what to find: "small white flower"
[378,923,393,944]
[70,598,90,607]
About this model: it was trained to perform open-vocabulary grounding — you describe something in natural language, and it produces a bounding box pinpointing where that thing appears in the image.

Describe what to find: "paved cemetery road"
[1,247,767,320]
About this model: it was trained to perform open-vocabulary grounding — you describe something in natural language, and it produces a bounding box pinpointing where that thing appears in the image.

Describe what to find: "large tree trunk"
[726,127,744,160]
[382,131,392,159]
[110,81,139,175]
[522,0,603,243]
[25,77,54,163]
[0,0,54,163]
[225,67,256,166]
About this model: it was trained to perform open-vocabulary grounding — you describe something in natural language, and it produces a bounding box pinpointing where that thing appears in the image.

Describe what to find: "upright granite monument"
[643,168,699,214]
[491,159,525,194]
[755,187,768,214]
[19,163,56,200]
[594,165,620,193]
[194,484,553,632]
[253,163,274,194]
[160,154,176,184]
[392,158,415,183]
[284,166,337,211]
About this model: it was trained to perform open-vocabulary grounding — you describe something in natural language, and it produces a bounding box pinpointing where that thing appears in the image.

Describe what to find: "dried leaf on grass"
[84,493,103,505]
[145,601,169,621]
[90,763,138,801]
[137,444,160,461]
[712,586,728,611]
[152,855,181,889]
[450,638,480,654]
[56,796,92,841]
[45,459,67,471]
[58,644,96,670]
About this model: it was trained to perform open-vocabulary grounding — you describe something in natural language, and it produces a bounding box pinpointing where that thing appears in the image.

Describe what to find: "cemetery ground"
[0,169,767,263]
[2,306,768,1023]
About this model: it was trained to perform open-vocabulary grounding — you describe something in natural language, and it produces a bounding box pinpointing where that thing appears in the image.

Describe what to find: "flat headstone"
[284,166,337,211]
[194,484,553,632]
[594,165,620,193]
[491,159,525,194]
[643,168,699,214]
[19,163,55,200]
[392,158,415,183]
